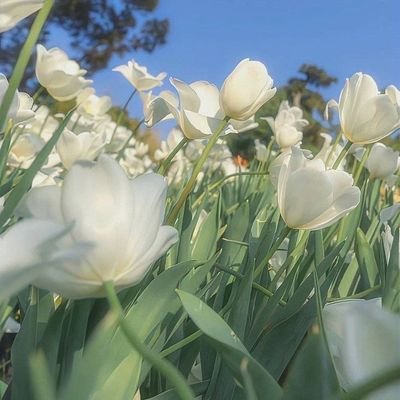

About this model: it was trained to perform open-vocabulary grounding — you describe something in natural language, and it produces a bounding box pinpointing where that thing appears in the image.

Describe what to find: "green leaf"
[355,228,379,289]
[0,111,73,227]
[59,261,201,400]
[177,289,282,400]
[282,332,340,400]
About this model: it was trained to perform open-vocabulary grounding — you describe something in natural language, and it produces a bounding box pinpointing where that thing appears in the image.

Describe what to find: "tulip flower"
[254,139,268,163]
[140,90,178,127]
[0,0,43,33]
[0,218,89,299]
[77,92,112,119]
[263,101,308,149]
[0,74,35,124]
[8,132,44,169]
[17,155,178,298]
[56,129,107,169]
[325,73,400,144]
[147,79,227,139]
[113,59,166,92]
[35,44,92,101]
[365,142,400,180]
[277,147,360,230]
[324,299,400,399]
[220,58,276,121]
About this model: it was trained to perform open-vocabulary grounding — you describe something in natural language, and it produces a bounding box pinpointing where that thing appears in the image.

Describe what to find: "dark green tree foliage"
[0,0,168,89]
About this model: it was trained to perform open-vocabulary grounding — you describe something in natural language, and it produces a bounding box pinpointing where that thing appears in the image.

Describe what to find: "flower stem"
[254,225,292,278]
[158,137,189,176]
[331,140,352,170]
[0,0,54,133]
[167,118,229,224]
[160,330,202,358]
[353,144,372,185]
[103,281,194,400]
[116,118,144,161]
[110,89,137,143]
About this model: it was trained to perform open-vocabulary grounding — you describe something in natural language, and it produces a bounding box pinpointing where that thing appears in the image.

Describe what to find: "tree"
[0,0,169,90]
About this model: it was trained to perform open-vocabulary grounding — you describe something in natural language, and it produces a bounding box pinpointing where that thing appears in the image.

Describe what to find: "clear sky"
[71,0,400,135]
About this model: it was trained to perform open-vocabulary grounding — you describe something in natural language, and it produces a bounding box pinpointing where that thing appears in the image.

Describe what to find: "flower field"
[0,1,399,400]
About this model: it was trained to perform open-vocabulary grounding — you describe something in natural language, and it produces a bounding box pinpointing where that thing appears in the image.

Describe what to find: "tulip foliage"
[0,2,399,400]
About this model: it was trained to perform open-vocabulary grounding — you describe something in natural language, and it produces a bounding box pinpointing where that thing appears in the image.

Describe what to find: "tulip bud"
[365,142,400,179]
[326,73,400,144]
[220,59,276,121]
[35,45,92,102]
[277,147,360,230]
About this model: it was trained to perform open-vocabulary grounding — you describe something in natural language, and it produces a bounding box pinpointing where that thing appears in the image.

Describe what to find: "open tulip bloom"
[16,155,178,298]
[1,9,400,397]
[277,147,361,230]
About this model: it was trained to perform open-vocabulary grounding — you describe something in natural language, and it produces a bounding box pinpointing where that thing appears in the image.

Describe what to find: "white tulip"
[56,129,106,169]
[0,74,35,124]
[254,139,268,163]
[140,90,177,127]
[8,132,44,169]
[324,299,400,399]
[0,0,43,33]
[113,59,166,92]
[17,155,178,298]
[0,218,89,299]
[263,101,308,149]
[148,79,227,139]
[365,142,400,179]
[315,133,345,170]
[326,73,400,144]
[226,116,259,134]
[35,44,92,101]
[220,58,276,121]
[277,147,360,230]
[77,92,112,119]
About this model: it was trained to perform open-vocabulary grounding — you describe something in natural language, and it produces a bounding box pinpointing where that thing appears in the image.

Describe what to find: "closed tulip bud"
[0,0,43,33]
[35,44,92,101]
[365,142,399,179]
[17,155,178,298]
[220,59,276,121]
[326,73,400,144]
[113,59,166,92]
[277,147,360,230]
[324,299,400,399]
[77,92,112,119]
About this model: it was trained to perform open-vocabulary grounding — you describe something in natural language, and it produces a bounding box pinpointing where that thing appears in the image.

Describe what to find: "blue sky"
[67,0,400,136]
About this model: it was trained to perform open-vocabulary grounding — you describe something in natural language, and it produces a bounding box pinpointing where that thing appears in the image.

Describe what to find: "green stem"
[103,281,194,400]
[0,0,54,132]
[254,225,292,278]
[116,118,144,161]
[160,330,202,358]
[339,365,400,400]
[158,137,189,175]
[215,263,287,306]
[110,89,137,143]
[192,172,268,208]
[353,144,372,185]
[167,118,229,224]
[326,131,342,166]
[332,140,352,170]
